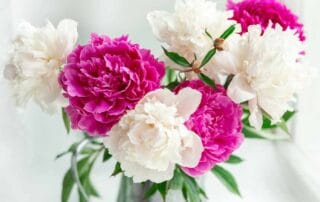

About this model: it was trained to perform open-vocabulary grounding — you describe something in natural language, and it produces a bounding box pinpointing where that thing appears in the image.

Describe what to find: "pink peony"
[175,80,243,176]
[227,0,305,41]
[59,34,165,136]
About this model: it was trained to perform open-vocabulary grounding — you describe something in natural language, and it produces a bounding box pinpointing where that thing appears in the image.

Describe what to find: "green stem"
[117,174,134,202]
[71,138,90,202]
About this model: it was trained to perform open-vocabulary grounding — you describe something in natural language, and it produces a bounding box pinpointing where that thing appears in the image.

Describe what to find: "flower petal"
[248,98,263,129]
[227,74,256,103]
[141,88,176,106]
[179,127,204,168]
[176,87,202,119]
[121,161,175,183]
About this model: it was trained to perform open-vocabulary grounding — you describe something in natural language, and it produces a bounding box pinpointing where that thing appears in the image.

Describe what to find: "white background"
[0,0,319,202]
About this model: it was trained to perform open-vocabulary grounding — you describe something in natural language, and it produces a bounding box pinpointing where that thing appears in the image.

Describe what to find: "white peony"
[104,88,203,183]
[227,25,313,129]
[147,0,238,82]
[3,19,78,113]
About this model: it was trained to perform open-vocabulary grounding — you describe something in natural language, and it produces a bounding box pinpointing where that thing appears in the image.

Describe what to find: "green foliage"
[168,169,184,190]
[219,24,236,39]
[62,157,91,202]
[198,73,216,90]
[225,155,243,164]
[157,182,168,201]
[162,47,191,67]
[61,141,103,202]
[111,162,123,176]
[102,148,112,162]
[163,66,180,90]
[243,125,291,140]
[163,66,177,84]
[143,168,207,202]
[62,108,71,134]
[144,183,158,199]
[242,125,266,139]
[212,165,241,196]
[204,28,213,40]
[242,107,295,140]
[200,49,216,68]
[166,80,180,91]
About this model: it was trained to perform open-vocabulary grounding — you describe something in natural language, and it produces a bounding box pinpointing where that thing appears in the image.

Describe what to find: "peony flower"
[147,0,238,82]
[104,88,203,183]
[226,25,312,129]
[227,0,305,41]
[174,80,243,176]
[59,34,165,136]
[3,19,78,112]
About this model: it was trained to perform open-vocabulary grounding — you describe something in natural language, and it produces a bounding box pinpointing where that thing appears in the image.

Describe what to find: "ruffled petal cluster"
[59,34,165,136]
[226,25,312,129]
[4,19,78,112]
[227,0,305,41]
[175,80,243,176]
[147,0,238,81]
[104,88,203,183]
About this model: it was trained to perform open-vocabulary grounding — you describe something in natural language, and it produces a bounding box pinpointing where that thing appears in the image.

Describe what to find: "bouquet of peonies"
[3,0,315,201]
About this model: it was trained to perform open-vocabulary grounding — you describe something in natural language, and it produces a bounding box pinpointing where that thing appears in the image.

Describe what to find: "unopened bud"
[214,38,224,51]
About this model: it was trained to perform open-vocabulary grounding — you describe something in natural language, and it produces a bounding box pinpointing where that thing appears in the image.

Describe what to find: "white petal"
[179,127,203,167]
[147,11,171,42]
[176,87,202,119]
[57,19,78,60]
[248,98,263,129]
[258,96,287,123]
[227,74,256,103]
[121,161,175,183]
[141,88,176,106]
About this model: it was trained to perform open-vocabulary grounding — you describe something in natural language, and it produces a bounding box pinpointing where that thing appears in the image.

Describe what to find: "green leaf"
[62,108,71,134]
[111,162,122,176]
[220,24,236,39]
[180,170,202,202]
[83,177,100,197]
[102,149,112,162]
[144,183,158,199]
[166,80,180,91]
[199,187,208,199]
[282,111,296,121]
[205,28,213,40]
[80,148,96,155]
[157,182,168,201]
[183,179,201,202]
[56,142,79,160]
[79,152,101,199]
[277,120,290,134]
[169,169,184,190]
[61,157,90,202]
[200,49,216,68]
[198,73,216,89]
[78,189,86,202]
[243,125,290,140]
[77,157,92,177]
[226,155,243,164]
[62,169,74,202]
[212,165,241,196]
[162,47,191,67]
[182,185,188,201]
[164,66,177,85]
[55,151,70,160]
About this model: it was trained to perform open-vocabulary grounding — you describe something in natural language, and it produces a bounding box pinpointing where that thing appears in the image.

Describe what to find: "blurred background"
[0,0,319,201]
